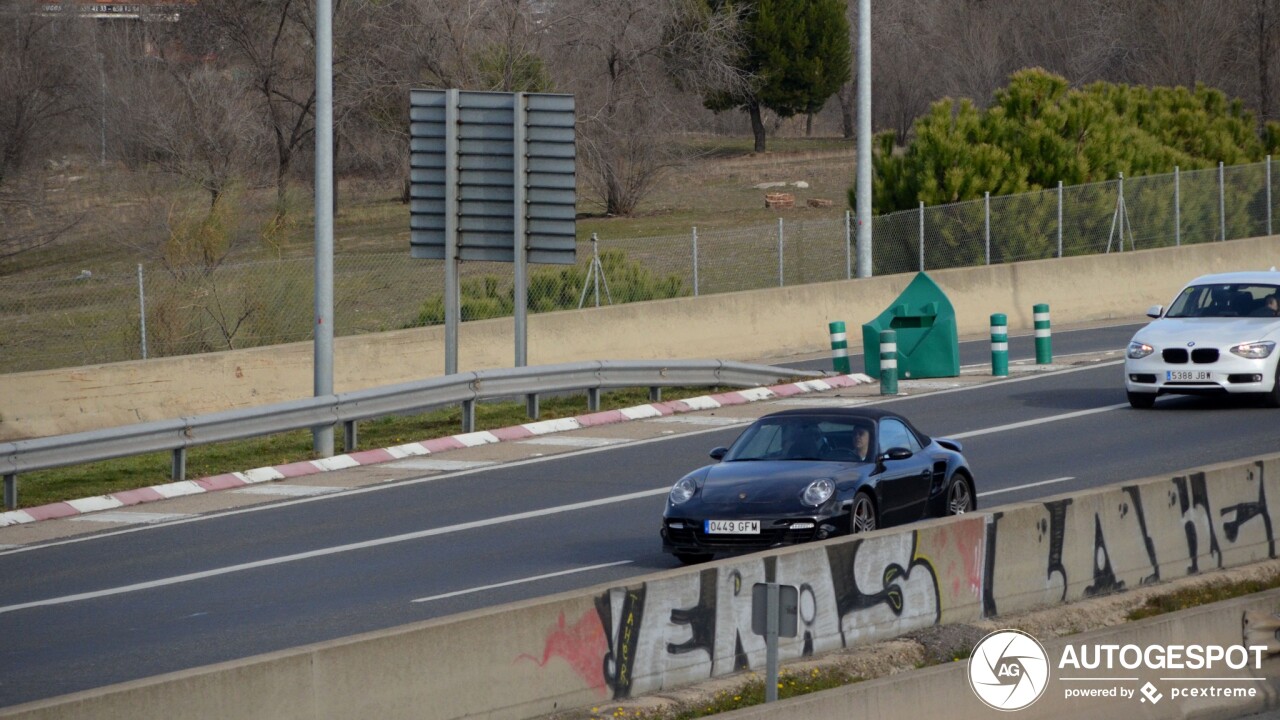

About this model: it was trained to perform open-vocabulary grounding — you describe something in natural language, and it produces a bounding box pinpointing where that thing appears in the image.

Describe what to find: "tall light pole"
[313,0,334,456]
[855,0,872,277]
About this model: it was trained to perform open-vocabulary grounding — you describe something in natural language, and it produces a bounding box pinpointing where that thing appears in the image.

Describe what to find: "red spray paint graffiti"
[517,610,609,697]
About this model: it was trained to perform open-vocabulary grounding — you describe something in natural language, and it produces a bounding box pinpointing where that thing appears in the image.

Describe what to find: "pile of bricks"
[764,192,795,209]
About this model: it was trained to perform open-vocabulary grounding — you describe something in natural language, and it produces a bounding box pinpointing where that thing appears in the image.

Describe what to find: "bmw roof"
[1182,270,1280,286]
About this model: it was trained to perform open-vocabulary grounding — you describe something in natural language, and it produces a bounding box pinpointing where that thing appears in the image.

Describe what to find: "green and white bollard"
[880,329,898,395]
[991,313,1008,376]
[1034,303,1052,364]
[828,321,851,374]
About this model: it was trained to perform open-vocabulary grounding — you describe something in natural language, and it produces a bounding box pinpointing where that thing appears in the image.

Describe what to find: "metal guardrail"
[0,359,820,509]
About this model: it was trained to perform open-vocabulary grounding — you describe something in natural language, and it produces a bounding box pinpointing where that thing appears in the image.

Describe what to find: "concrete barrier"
[3,235,1278,440]
[7,453,1280,720]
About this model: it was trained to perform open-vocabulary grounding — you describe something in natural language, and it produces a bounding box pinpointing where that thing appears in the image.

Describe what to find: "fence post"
[829,321,850,374]
[137,263,148,360]
[984,191,991,265]
[845,210,852,280]
[3,474,15,511]
[1034,303,1052,365]
[777,217,784,287]
[918,201,925,271]
[1175,165,1181,247]
[879,329,897,395]
[990,313,1008,377]
[1056,181,1063,258]
[692,226,699,297]
[1219,161,1226,241]
[1268,156,1273,237]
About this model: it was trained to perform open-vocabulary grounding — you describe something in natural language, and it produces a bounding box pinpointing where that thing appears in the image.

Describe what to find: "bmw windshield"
[1165,284,1280,318]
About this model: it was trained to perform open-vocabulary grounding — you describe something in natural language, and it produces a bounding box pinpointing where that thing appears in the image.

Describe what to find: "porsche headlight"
[669,476,697,505]
[1230,341,1276,359]
[801,478,835,507]
[1127,341,1154,359]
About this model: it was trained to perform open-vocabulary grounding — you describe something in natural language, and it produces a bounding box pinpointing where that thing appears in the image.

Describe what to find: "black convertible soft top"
[757,407,933,445]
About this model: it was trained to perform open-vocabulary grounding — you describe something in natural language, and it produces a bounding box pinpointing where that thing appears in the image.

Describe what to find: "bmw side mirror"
[710,447,728,461]
[1146,304,1163,319]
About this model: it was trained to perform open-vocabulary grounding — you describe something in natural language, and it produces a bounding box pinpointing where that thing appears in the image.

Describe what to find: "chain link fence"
[4,161,1278,373]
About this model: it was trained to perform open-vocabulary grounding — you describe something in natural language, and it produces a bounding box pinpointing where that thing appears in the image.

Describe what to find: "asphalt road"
[6,321,1280,708]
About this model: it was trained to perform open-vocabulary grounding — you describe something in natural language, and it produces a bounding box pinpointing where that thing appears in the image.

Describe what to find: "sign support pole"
[444,89,460,376]
[514,94,537,418]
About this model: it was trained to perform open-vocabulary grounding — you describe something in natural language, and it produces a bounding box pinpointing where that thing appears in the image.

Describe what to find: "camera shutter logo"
[968,629,1050,711]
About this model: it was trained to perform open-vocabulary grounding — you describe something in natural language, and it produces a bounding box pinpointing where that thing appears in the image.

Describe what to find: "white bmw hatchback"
[1125,271,1280,409]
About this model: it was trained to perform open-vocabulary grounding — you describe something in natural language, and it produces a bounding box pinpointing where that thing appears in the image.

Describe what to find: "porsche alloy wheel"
[947,475,975,515]
[850,492,877,533]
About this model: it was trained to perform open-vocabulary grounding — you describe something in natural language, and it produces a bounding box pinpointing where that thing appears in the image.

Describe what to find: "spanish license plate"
[1167,370,1211,381]
[704,519,760,534]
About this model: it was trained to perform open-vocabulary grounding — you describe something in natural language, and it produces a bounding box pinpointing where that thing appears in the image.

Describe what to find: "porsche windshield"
[727,417,875,462]
[1165,284,1280,318]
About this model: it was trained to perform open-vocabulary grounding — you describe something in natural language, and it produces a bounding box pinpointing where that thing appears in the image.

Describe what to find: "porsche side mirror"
[710,447,728,461]
[880,447,913,462]
[1146,304,1163,319]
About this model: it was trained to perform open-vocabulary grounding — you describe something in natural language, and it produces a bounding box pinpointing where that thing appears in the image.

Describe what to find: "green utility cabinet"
[862,272,960,379]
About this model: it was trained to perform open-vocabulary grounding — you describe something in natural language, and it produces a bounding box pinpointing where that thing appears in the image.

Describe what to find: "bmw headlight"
[1127,341,1154,359]
[1231,341,1276,359]
[801,478,835,507]
[669,476,697,505]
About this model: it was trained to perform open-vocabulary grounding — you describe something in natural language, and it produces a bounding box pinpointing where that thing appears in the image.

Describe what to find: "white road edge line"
[412,560,633,604]
[948,403,1130,440]
[0,489,668,616]
[978,477,1074,499]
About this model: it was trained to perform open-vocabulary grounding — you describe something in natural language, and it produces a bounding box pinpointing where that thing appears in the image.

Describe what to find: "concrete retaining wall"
[4,236,1278,440]
[7,453,1280,720]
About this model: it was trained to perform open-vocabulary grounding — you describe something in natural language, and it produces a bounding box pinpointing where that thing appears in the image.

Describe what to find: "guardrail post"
[649,387,661,403]
[991,313,1008,377]
[879,329,897,395]
[4,474,15,511]
[1034,303,1052,364]
[527,394,539,420]
[344,420,358,453]
[587,387,600,412]
[828,321,850,374]
[462,399,476,433]
[171,448,186,482]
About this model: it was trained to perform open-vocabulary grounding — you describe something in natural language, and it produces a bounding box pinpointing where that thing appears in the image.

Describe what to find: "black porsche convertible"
[660,407,976,564]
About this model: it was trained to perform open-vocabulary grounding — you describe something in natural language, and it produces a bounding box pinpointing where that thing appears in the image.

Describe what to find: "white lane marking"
[947,403,1129,440]
[68,512,196,525]
[412,560,633,603]
[650,415,747,426]
[519,436,628,448]
[0,488,669,615]
[387,459,495,471]
[0,360,1129,556]
[978,477,1075,499]
[233,485,345,497]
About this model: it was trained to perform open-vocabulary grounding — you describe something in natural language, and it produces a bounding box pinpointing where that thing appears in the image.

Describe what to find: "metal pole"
[593,238,601,307]
[829,320,850,374]
[1268,156,1273,236]
[918,201,924,271]
[765,583,780,703]
[99,53,106,166]
[844,210,852,280]
[879,329,897,395]
[990,314,1008,377]
[1118,172,1126,252]
[3,474,15,511]
[854,0,872,277]
[137,263,147,360]
[513,94,537,420]
[692,226,699,296]
[312,0,334,457]
[444,89,460,376]
[777,217,784,287]
[1175,166,1181,247]
[984,191,991,264]
[1056,180,1063,258]
[1219,160,1226,241]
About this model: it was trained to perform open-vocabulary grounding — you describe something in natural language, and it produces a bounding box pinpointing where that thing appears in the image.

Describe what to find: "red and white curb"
[0,373,874,528]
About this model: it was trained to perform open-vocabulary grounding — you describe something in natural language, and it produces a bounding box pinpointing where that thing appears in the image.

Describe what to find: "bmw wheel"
[1127,390,1156,409]
[946,474,975,515]
[850,491,877,534]
[1265,366,1280,408]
